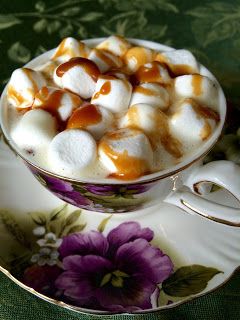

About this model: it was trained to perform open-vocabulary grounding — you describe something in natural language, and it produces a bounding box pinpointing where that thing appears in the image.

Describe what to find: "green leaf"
[62,7,81,16]
[203,22,234,47]
[67,223,87,234]
[97,215,113,233]
[77,25,88,38]
[0,15,21,30]
[65,210,81,226]
[33,19,48,33]
[29,211,46,226]
[35,45,47,57]
[116,19,128,35]
[50,204,68,221]
[186,7,212,18]
[208,2,235,12]
[0,210,30,248]
[79,12,104,22]
[162,265,222,297]
[47,21,61,34]
[156,0,179,13]
[35,1,46,12]
[59,24,73,38]
[72,184,87,194]
[7,42,31,63]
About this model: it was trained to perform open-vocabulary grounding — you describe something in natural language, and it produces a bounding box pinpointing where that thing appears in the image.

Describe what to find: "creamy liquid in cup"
[4,35,221,181]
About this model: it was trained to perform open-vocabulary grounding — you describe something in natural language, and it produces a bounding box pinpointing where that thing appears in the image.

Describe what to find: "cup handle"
[165,160,240,226]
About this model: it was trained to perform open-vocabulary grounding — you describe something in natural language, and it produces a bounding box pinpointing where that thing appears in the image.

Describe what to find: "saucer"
[0,133,239,315]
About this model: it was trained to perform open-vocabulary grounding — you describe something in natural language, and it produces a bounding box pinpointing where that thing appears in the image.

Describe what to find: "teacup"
[1,38,240,225]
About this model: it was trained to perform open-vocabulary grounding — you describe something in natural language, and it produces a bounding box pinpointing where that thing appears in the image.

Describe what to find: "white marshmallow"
[67,103,114,140]
[32,86,82,121]
[96,35,131,58]
[98,128,153,179]
[155,49,199,75]
[124,46,156,72]
[7,68,46,108]
[121,103,162,135]
[55,58,100,99]
[174,74,219,110]
[88,49,123,72]
[130,83,170,110]
[11,109,57,151]
[121,103,183,158]
[91,75,132,114]
[48,129,97,175]
[170,99,219,148]
[134,61,171,84]
[51,37,90,63]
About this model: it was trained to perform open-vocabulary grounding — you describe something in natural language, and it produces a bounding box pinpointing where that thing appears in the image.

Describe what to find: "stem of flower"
[212,12,240,28]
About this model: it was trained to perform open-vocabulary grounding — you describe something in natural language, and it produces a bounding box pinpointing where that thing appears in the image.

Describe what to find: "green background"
[0,0,240,319]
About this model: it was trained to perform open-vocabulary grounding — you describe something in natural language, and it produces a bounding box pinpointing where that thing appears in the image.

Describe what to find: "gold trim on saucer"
[180,199,240,227]
[0,263,239,315]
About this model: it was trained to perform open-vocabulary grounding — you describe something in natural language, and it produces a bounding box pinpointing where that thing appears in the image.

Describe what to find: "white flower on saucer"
[33,226,46,236]
[37,232,62,248]
[31,247,59,266]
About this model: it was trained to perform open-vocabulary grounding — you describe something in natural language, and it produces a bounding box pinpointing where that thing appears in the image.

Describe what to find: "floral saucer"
[0,133,239,315]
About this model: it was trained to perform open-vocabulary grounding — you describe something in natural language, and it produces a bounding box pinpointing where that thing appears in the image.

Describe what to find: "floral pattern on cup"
[0,206,222,313]
[26,164,157,213]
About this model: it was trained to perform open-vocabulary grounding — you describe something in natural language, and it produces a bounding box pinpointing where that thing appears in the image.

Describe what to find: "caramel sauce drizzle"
[52,39,88,60]
[56,57,100,82]
[124,47,156,71]
[187,98,219,140]
[155,53,195,76]
[52,38,68,60]
[7,85,25,106]
[33,87,82,130]
[173,98,220,141]
[7,68,39,107]
[134,86,159,96]
[99,136,150,180]
[78,42,89,58]
[23,68,38,93]
[94,49,121,68]
[93,81,111,100]
[34,87,62,114]
[126,106,182,158]
[191,74,203,96]
[200,122,212,140]
[67,103,102,129]
[134,61,166,84]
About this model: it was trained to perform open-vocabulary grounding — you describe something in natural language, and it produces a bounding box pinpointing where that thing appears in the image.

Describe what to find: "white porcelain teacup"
[1,38,240,225]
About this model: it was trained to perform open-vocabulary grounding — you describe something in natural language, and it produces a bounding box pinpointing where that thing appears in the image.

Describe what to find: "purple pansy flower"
[37,174,93,209]
[55,222,173,312]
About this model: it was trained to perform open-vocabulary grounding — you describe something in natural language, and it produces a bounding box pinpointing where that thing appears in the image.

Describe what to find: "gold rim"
[0,264,239,315]
[180,199,240,227]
